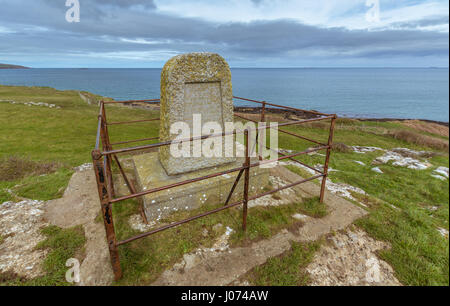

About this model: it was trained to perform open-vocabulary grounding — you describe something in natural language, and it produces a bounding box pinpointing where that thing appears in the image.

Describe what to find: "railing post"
[320,115,337,203]
[92,149,122,280]
[242,130,250,231]
[258,101,266,161]
[100,101,115,198]
[260,101,266,123]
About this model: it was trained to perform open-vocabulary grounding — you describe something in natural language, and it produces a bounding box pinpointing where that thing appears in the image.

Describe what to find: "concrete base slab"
[132,152,269,221]
[152,165,368,286]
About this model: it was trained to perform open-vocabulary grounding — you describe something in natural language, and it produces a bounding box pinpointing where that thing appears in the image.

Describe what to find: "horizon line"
[9,66,450,69]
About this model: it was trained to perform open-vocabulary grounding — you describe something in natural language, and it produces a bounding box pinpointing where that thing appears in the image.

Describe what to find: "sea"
[0,68,448,122]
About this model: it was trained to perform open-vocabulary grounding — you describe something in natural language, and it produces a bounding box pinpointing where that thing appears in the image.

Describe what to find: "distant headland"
[0,63,30,69]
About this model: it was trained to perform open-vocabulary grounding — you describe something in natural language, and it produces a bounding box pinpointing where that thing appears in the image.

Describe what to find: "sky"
[0,0,448,68]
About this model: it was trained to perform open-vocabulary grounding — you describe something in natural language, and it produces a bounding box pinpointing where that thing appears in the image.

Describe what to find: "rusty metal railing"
[92,97,336,280]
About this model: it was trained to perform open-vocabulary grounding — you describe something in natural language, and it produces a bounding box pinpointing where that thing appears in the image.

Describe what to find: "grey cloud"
[0,0,448,65]
[388,15,449,29]
[93,0,156,8]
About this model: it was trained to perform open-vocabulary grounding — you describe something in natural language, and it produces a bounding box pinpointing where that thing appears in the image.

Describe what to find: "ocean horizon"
[1,67,448,122]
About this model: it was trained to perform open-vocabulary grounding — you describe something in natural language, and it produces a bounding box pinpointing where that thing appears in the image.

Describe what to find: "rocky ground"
[306,228,401,286]
[0,99,61,109]
[0,164,113,285]
[1,148,446,285]
[0,199,48,278]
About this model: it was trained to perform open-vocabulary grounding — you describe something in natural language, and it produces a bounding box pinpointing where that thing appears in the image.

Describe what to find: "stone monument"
[159,52,235,175]
[133,52,269,221]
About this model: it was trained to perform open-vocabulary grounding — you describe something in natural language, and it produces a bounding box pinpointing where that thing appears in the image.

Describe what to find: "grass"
[112,196,322,285]
[1,225,86,286]
[244,240,321,286]
[356,206,449,286]
[266,119,449,286]
[0,85,159,202]
[298,197,327,218]
[0,85,448,286]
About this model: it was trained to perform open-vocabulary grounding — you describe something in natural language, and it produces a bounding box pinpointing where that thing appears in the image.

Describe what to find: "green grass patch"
[0,181,15,203]
[14,168,74,201]
[356,205,449,286]
[245,240,321,286]
[0,85,159,167]
[299,197,327,218]
[0,85,158,202]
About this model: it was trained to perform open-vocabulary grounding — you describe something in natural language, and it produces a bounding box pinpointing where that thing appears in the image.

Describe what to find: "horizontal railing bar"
[107,118,160,125]
[117,199,245,245]
[250,146,328,168]
[103,132,234,156]
[103,99,160,104]
[233,96,333,117]
[109,164,246,203]
[117,173,324,246]
[234,113,327,146]
[233,119,324,174]
[109,145,327,203]
[278,128,325,146]
[248,174,324,200]
[110,136,160,146]
[101,116,334,156]
[280,154,323,174]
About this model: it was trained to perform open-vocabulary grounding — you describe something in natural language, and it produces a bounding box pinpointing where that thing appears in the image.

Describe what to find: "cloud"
[0,0,448,67]
[387,15,449,30]
[250,0,265,6]
[93,0,156,8]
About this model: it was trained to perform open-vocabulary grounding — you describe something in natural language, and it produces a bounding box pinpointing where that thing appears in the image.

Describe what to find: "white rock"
[292,213,308,220]
[371,167,383,174]
[352,146,384,154]
[437,227,449,238]
[433,167,449,179]
[375,151,429,170]
[212,223,223,232]
[74,163,93,172]
[432,174,446,181]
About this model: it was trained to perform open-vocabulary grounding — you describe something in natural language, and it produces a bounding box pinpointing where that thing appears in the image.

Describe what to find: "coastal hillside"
[0,63,29,69]
[0,85,448,286]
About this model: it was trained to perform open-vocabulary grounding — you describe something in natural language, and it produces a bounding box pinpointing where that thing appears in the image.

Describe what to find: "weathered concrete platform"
[152,165,369,286]
[132,152,269,221]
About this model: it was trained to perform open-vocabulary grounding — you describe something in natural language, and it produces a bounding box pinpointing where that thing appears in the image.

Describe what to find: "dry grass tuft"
[399,120,449,137]
[332,142,353,153]
[388,130,449,151]
[0,156,61,181]
[336,118,360,126]
[301,122,329,129]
